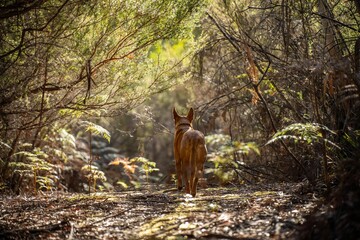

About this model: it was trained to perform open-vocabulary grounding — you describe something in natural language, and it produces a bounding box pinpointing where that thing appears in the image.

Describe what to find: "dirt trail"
[0,183,319,239]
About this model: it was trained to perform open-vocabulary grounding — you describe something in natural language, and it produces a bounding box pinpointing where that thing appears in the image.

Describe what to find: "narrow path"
[0,183,319,239]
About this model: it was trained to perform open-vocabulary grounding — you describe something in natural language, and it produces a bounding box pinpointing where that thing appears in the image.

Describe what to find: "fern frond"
[80,121,111,143]
[59,129,76,148]
[266,122,337,147]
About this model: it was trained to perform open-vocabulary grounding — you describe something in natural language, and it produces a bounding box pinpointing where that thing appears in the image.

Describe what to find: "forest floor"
[0,182,321,239]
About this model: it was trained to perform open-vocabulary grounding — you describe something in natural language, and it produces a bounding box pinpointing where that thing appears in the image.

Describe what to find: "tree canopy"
[0,0,204,192]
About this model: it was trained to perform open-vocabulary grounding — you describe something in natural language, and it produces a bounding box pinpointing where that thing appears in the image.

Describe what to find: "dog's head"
[173,107,194,129]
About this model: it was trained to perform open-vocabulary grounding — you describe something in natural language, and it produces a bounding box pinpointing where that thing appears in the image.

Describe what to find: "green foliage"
[36,176,56,192]
[192,0,360,183]
[205,134,259,184]
[149,39,195,66]
[266,123,339,148]
[343,131,360,149]
[5,121,113,194]
[130,157,159,180]
[80,121,111,143]
[0,0,205,118]
[0,0,205,194]
[77,121,111,193]
[116,180,129,189]
[109,156,159,188]
[11,147,57,193]
[81,164,107,192]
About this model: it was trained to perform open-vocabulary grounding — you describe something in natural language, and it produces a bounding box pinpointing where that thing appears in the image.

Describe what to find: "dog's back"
[173,108,207,197]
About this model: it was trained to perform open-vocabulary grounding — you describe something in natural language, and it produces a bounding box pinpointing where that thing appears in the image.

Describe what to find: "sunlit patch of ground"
[0,183,319,239]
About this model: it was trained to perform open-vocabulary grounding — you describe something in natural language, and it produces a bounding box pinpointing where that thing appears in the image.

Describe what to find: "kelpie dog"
[173,107,207,197]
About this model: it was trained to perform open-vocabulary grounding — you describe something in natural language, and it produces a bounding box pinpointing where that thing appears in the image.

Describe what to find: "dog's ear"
[187,108,194,122]
[173,107,180,120]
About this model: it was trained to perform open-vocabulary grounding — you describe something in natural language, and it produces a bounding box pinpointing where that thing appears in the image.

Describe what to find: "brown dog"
[173,107,207,197]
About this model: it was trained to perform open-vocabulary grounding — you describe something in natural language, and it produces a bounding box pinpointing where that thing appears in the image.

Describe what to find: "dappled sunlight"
[1,0,360,239]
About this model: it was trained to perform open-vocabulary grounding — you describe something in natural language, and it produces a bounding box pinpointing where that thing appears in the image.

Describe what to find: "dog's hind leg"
[176,158,183,190]
[182,162,191,194]
[191,145,206,197]
[190,145,197,197]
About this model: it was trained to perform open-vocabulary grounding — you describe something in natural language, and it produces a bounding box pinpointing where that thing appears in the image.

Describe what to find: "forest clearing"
[1,0,360,239]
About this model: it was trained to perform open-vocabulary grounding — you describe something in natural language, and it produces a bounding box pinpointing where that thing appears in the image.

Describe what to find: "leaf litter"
[0,182,320,239]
